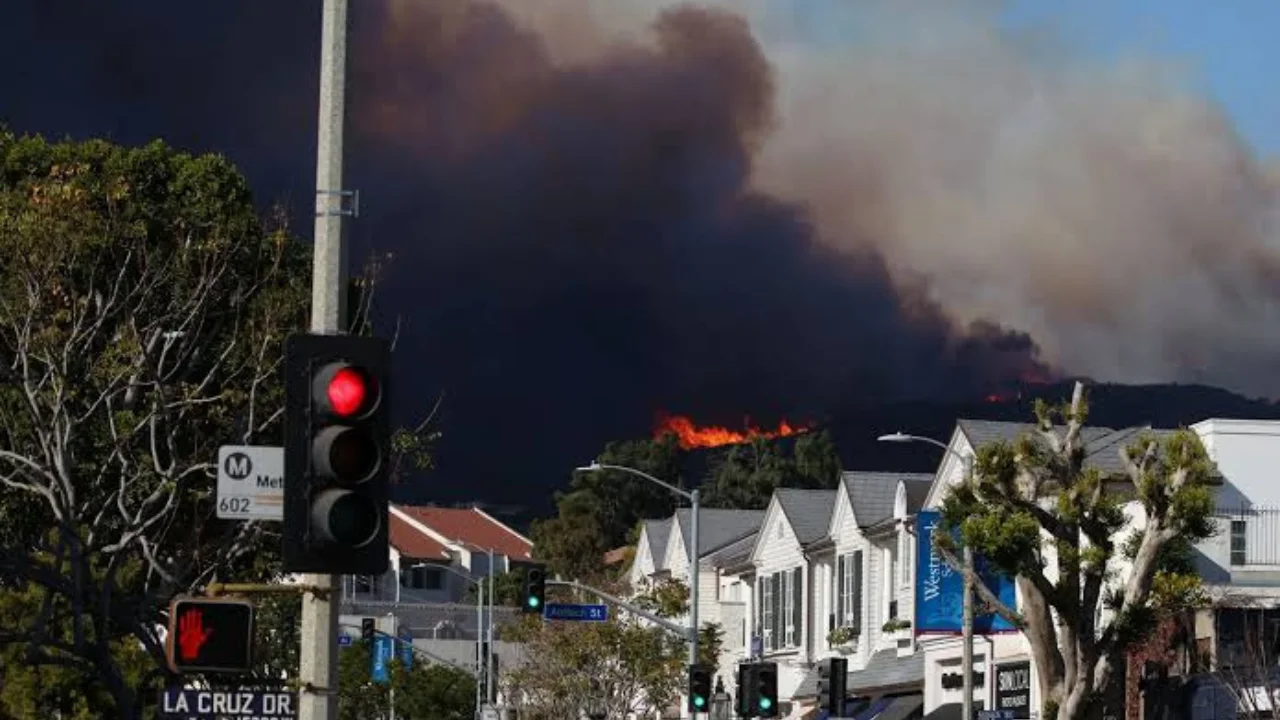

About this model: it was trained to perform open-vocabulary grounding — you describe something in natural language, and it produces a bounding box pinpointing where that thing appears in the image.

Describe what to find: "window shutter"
[772,574,782,651]
[836,555,845,625]
[852,550,864,635]
[792,567,802,648]
[756,577,764,646]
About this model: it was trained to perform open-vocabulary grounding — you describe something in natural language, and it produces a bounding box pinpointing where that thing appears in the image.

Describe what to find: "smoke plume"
[3,0,1277,506]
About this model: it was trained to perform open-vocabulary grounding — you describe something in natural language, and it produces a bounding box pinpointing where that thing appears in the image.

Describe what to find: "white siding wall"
[830,489,878,672]
[752,502,810,701]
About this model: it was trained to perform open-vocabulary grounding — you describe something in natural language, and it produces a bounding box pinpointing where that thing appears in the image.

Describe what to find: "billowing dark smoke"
[22,0,1233,510]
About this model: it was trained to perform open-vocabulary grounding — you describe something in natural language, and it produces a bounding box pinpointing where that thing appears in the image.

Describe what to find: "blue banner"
[371,635,392,683]
[915,510,1016,633]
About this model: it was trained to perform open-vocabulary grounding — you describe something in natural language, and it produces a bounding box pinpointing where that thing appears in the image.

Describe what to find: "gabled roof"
[394,505,534,560]
[903,479,931,512]
[643,517,674,570]
[674,508,767,558]
[703,531,758,570]
[956,419,1181,476]
[388,512,451,561]
[775,488,837,546]
[842,472,933,527]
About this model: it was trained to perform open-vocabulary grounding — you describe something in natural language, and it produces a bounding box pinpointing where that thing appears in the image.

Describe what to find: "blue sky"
[770,0,1280,156]
[1004,0,1280,154]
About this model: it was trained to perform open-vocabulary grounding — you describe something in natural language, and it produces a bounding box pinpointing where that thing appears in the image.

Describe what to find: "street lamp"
[878,432,978,720]
[576,462,702,671]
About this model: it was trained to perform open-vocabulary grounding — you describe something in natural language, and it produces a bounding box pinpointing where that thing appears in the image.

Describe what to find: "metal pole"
[299,1,349,719]
[689,489,701,672]
[961,454,975,720]
[476,583,484,715]
[486,548,496,707]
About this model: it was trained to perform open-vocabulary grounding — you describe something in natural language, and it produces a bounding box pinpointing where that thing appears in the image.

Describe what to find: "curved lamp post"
[576,462,701,671]
[404,561,491,712]
[878,432,977,720]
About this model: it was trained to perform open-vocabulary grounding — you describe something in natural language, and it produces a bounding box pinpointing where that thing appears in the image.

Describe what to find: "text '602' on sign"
[165,596,255,674]
[216,445,284,521]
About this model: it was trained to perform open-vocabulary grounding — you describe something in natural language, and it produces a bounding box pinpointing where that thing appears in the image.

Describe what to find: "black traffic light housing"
[817,657,848,713]
[166,596,255,674]
[736,663,757,717]
[687,664,713,713]
[282,333,391,574]
[361,617,376,643]
[755,662,779,717]
[521,564,547,614]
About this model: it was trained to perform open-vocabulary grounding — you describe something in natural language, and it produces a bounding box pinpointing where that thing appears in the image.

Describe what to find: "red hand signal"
[177,607,214,661]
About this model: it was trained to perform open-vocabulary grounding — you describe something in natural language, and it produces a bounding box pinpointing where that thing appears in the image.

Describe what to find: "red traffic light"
[313,362,379,419]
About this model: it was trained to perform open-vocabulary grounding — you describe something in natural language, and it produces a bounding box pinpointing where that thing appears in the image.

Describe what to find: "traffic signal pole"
[301,1,350,718]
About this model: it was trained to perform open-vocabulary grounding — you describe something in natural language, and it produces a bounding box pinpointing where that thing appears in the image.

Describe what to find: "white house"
[344,504,535,605]
[792,473,932,720]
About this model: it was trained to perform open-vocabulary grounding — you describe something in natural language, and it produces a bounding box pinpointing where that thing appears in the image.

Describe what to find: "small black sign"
[995,661,1031,717]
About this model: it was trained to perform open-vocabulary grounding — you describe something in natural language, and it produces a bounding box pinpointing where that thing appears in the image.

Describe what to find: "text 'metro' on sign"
[165,596,255,674]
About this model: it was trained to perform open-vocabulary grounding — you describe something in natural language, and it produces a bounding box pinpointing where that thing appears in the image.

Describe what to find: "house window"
[888,542,898,592]
[897,530,909,586]
[354,575,376,594]
[1230,520,1247,566]
[836,551,864,635]
[400,565,444,590]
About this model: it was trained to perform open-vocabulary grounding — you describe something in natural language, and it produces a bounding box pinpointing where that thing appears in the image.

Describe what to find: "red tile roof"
[395,505,533,560]
[389,511,451,560]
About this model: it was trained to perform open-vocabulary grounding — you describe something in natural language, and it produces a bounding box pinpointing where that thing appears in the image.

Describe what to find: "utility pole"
[486,548,495,708]
[299,1,351,719]
[689,489,701,672]
[961,455,976,720]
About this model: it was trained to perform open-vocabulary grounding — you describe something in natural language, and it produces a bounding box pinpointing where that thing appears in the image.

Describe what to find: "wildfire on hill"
[654,414,813,449]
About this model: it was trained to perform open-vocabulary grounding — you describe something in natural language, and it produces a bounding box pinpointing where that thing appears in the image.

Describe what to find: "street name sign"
[158,688,296,719]
[977,711,1016,720]
[544,603,608,622]
[338,634,353,647]
[216,445,284,521]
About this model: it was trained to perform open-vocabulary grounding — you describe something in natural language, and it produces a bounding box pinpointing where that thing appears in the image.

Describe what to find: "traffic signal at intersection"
[520,564,547,613]
[165,596,255,674]
[817,657,848,714]
[736,663,757,717]
[282,333,391,574]
[687,664,712,713]
[755,662,779,717]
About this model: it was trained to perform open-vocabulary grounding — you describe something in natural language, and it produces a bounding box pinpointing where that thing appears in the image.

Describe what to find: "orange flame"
[654,414,813,449]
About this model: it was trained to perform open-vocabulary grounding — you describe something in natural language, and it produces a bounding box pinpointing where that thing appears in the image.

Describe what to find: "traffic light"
[755,662,778,717]
[687,664,713,713]
[817,657,848,713]
[361,617,376,643]
[165,596,255,674]
[736,663,757,717]
[282,333,391,574]
[520,564,547,613]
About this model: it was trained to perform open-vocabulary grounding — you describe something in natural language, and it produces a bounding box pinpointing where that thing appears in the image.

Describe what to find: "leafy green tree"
[702,430,841,508]
[337,641,475,720]
[0,131,438,717]
[0,131,312,717]
[462,570,526,607]
[530,434,682,579]
[937,382,1215,720]
[500,579,690,720]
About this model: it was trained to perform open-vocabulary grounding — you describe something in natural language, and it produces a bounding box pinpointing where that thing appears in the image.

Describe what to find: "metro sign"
[165,596,255,674]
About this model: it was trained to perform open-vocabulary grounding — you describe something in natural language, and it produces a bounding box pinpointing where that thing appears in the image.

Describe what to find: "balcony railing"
[1220,506,1280,567]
